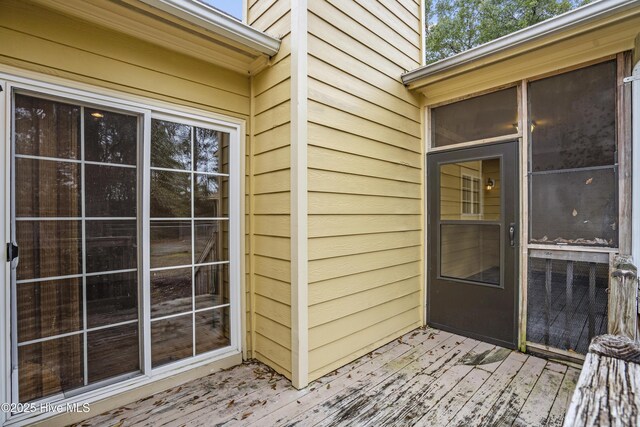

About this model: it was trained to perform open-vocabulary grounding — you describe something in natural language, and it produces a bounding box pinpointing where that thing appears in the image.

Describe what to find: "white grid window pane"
[149,119,231,368]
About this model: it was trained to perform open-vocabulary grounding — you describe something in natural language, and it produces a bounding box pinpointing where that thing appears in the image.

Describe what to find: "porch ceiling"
[30,0,281,75]
[79,328,580,426]
[404,0,640,105]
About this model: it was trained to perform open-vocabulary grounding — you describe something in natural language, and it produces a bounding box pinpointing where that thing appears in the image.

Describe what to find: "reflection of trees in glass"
[195,128,220,173]
[151,120,191,169]
[195,175,220,217]
[150,120,193,218]
[150,170,191,218]
[85,110,137,165]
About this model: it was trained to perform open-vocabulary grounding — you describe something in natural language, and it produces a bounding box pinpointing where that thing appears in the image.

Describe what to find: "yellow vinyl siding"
[308,261,422,305]
[483,159,501,220]
[309,306,422,380]
[249,0,293,378]
[306,0,422,381]
[309,215,423,238]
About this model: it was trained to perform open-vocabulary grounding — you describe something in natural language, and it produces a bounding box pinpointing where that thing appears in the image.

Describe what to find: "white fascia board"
[139,0,281,56]
[402,0,640,85]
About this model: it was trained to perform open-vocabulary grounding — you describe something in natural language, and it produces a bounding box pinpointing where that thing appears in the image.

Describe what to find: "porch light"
[486,178,495,191]
[91,111,104,118]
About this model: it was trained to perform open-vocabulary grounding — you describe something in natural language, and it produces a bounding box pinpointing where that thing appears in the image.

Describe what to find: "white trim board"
[290,0,309,390]
[1,79,10,427]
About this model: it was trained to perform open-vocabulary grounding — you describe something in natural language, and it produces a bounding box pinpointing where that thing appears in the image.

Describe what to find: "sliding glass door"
[10,90,236,404]
[13,94,140,402]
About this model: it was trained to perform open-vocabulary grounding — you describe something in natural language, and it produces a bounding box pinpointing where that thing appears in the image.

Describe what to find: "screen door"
[427,141,519,348]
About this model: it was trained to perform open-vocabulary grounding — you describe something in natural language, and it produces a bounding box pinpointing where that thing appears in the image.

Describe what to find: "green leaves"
[425,0,591,63]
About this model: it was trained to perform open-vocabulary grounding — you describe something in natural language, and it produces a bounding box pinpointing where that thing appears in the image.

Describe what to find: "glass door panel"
[438,158,502,287]
[149,119,231,368]
[12,94,140,402]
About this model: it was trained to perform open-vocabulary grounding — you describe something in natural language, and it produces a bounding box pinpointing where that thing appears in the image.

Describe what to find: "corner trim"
[290,0,309,389]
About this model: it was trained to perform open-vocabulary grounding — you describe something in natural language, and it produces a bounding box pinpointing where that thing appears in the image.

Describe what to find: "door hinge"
[623,75,640,84]
[7,242,18,263]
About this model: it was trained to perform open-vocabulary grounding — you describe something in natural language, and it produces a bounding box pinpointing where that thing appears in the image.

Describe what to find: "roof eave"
[139,0,281,57]
[402,0,640,86]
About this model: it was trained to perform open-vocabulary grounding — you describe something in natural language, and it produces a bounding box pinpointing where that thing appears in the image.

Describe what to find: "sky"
[199,0,243,20]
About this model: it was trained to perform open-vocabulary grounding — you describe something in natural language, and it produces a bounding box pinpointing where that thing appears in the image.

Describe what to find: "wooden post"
[588,263,596,340]
[545,259,552,346]
[608,255,638,340]
[565,261,574,349]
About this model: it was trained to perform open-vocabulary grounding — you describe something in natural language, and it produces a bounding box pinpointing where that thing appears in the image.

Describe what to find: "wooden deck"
[76,328,581,427]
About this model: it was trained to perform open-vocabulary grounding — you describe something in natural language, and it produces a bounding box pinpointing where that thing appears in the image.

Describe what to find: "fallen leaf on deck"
[572,209,578,217]
[586,178,593,184]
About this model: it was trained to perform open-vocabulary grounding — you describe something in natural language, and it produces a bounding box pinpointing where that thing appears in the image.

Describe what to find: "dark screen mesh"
[432,87,518,147]
[528,60,617,247]
[527,256,608,354]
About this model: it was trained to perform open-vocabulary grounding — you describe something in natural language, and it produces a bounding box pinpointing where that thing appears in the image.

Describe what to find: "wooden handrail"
[563,335,640,427]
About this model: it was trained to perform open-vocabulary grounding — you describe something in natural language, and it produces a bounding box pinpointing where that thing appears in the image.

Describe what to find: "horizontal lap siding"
[0,0,255,358]
[249,0,293,378]
[306,0,423,380]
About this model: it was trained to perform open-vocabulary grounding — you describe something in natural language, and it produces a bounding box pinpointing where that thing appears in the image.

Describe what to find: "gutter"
[402,0,639,85]
[139,0,281,57]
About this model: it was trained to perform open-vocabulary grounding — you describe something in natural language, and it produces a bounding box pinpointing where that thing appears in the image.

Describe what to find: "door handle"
[509,223,516,247]
[7,241,19,269]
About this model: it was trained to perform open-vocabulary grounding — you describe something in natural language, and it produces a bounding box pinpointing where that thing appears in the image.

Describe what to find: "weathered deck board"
[548,368,581,426]
[313,338,485,426]
[76,328,581,427]
[252,332,453,425]
[479,356,547,426]
[513,365,566,426]
[448,351,528,427]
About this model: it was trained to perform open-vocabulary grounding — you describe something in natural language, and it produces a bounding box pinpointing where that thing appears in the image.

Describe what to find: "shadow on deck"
[76,327,581,426]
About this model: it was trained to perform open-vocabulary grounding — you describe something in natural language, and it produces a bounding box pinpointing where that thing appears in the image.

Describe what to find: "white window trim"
[0,70,245,427]
[460,172,482,217]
